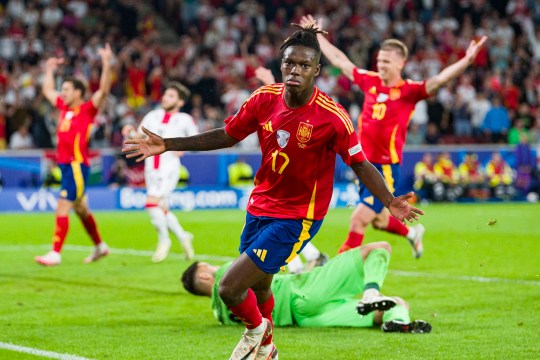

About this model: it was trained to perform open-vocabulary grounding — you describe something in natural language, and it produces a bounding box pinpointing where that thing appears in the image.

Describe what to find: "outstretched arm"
[42,58,63,105]
[425,36,487,95]
[300,15,356,81]
[123,127,239,162]
[351,161,423,222]
[91,43,114,108]
[255,66,276,85]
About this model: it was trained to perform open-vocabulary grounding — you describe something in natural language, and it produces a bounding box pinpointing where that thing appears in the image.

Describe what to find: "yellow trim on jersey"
[71,161,84,199]
[285,182,317,263]
[316,94,352,129]
[389,125,399,163]
[315,97,354,134]
[406,109,415,126]
[74,133,83,163]
[308,87,319,106]
[381,164,395,193]
[244,85,283,104]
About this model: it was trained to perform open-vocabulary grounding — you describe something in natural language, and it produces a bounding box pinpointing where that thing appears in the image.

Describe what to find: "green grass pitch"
[1,203,539,359]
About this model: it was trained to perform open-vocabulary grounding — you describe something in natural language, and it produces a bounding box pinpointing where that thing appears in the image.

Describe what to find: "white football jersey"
[139,109,198,172]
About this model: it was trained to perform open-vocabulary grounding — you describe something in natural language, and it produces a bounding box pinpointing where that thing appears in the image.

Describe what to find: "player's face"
[161,88,184,112]
[281,45,320,95]
[376,49,405,83]
[61,82,82,106]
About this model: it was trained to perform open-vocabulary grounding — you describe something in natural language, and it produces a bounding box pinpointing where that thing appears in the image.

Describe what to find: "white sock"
[165,212,189,243]
[148,207,171,246]
[287,255,304,274]
[301,242,321,261]
[247,320,266,335]
[362,288,380,300]
[406,226,417,240]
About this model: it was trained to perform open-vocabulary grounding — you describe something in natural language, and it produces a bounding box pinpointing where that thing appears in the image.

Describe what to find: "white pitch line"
[389,270,540,287]
[0,341,92,360]
[1,244,539,286]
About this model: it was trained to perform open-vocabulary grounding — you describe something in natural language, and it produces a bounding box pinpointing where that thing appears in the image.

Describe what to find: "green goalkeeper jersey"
[210,248,384,327]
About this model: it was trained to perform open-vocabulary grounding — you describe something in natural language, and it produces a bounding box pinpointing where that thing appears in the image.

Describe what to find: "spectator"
[508,119,531,145]
[469,91,491,139]
[406,123,424,146]
[485,152,515,200]
[9,123,34,150]
[228,158,254,187]
[433,152,461,201]
[458,153,489,199]
[482,95,510,143]
[452,94,472,138]
[108,157,129,188]
[43,160,62,189]
[413,153,437,202]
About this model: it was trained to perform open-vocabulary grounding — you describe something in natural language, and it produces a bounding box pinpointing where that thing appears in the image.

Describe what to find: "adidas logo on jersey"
[253,248,268,262]
[263,121,273,132]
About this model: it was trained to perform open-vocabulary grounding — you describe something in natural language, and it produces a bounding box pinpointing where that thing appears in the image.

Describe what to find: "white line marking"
[389,270,540,287]
[0,341,92,360]
[2,244,539,286]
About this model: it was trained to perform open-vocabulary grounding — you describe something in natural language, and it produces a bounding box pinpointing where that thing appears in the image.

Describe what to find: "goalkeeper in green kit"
[182,242,431,333]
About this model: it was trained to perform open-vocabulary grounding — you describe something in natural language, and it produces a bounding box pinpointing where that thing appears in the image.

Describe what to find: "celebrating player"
[123,23,422,360]
[182,241,431,333]
[123,82,198,263]
[35,44,114,266]
[300,15,487,257]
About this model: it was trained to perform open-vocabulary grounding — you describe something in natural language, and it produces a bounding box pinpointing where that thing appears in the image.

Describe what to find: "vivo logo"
[16,189,58,211]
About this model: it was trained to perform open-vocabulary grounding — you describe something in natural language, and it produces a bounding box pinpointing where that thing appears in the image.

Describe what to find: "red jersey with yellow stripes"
[225,84,366,220]
[353,69,429,164]
[55,97,98,166]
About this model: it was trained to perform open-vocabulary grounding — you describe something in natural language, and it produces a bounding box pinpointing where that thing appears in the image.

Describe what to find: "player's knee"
[378,241,392,254]
[218,282,237,305]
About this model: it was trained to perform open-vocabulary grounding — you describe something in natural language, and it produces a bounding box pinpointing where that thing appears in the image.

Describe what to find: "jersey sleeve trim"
[315,94,354,134]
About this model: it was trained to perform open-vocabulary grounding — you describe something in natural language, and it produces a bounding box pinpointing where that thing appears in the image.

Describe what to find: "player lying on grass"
[182,241,431,333]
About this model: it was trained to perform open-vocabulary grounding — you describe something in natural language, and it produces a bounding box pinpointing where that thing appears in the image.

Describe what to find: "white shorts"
[145,168,180,199]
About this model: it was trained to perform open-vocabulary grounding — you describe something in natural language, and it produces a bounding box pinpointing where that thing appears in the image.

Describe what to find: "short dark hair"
[167,81,191,101]
[181,261,204,296]
[64,77,87,97]
[380,39,409,60]
[280,23,327,63]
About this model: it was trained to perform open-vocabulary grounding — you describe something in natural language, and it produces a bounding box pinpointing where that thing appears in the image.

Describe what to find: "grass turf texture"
[1,203,539,359]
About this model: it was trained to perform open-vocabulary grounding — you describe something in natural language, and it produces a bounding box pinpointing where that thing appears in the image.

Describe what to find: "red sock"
[82,213,102,245]
[385,216,409,237]
[258,295,274,345]
[338,232,364,253]
[229,289,262,329]
[52,216,69,253]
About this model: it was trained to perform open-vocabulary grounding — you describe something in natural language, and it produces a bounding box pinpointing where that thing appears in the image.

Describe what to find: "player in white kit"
[124,82,198,262]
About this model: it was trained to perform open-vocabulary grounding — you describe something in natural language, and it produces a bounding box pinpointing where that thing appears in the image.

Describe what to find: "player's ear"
[314,63,321,77]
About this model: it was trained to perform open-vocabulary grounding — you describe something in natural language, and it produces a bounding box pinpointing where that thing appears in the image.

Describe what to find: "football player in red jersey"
[124,23,422,360]
[35,44,114,267]
[300,15,487,258]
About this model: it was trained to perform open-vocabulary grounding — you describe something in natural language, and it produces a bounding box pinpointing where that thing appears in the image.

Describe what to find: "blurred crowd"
[1,0,540,151]
[413,145,539,202]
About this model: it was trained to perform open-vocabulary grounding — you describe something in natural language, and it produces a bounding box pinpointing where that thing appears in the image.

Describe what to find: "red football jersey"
[353,69,429,164]
[225,84,366,220]
[55,97,98,166]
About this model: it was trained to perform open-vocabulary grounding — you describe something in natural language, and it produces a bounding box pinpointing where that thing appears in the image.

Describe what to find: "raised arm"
[300,15,356,81]
[255,66,276,85]
[351,161,423,222]
[425,36,487,95]
[42,58,63,105]
[91,43,114,109]
[122,127,239,162]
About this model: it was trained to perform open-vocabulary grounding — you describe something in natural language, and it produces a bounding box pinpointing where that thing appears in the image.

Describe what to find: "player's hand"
[98,43,114,64]
[255,66,275,85]
[300,15,324,32]
[122,127,166,162]
[387,192,424,223]
[464,35,487,64]
[45,57,64,71]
